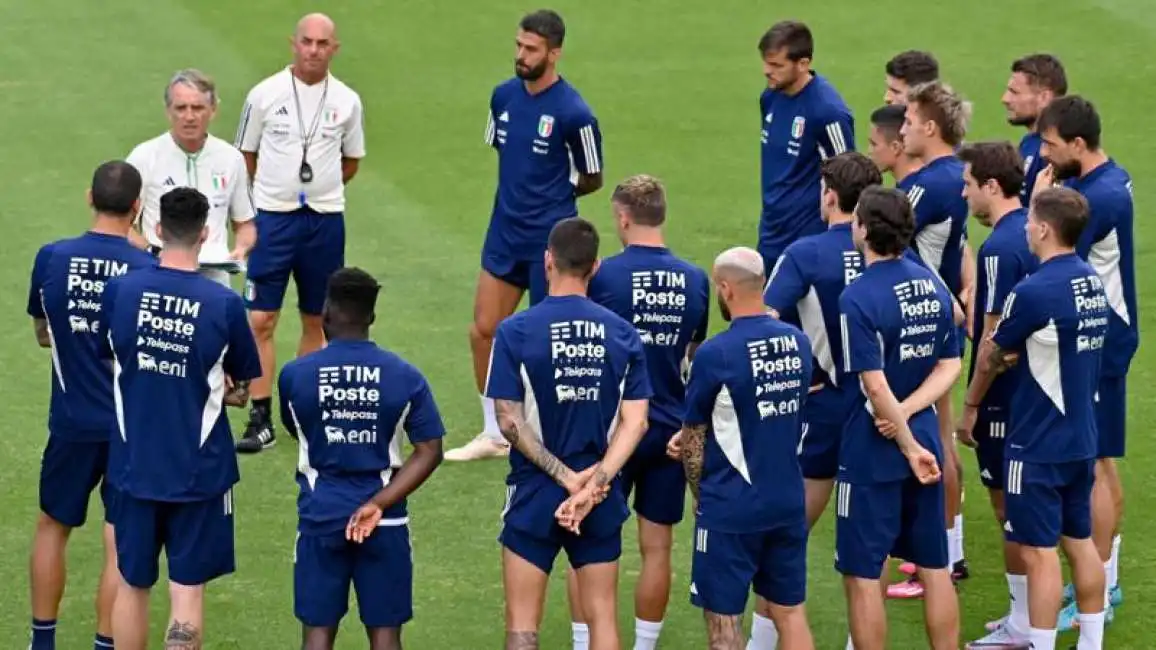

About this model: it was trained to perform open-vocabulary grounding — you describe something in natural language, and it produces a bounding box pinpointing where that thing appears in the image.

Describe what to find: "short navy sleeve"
[277,366,296,436]
[764,244,809,314]
[991,285,1043,352]
[840,293,882,373]
[404,376,447,444]
[27,244,53,319]
[95,278,119,360]
[683,343,723,426]
[985,251,1025,315]
[224,296,262,381]
[622,331,653,401]
[564,108,603,175]
[484,320,524,402]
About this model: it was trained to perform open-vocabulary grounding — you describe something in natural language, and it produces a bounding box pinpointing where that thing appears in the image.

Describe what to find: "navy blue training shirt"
[100,266,261,501]
[682,314,813,532]
[587,244,710,432]
[28,232,156,441]
[279,339,447,536]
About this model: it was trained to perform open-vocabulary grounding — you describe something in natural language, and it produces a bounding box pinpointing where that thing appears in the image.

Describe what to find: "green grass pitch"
[0,0,1152,647]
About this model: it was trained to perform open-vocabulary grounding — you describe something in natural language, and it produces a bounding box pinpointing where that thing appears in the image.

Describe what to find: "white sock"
[572,622,590,650]
[480,395,501,439]
[634,618,663,650]
[954,513,965,558]
[747,613,778,650]
[1077,610,1105,649]
[845,634,855,650]
[1028,626,1057,650]
[946,524,963,566]
[1108,534,1121,590]
[1008,573,1030,634]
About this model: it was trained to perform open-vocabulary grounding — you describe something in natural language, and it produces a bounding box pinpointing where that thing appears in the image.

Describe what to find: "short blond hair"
[165,69,218,107]
[611,174,666,226]
[907,81,971,147]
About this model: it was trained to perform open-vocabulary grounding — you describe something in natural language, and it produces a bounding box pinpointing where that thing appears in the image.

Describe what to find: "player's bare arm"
[241,151,258,181]
[494,398,579,489]
[891,357,962,422]
[680,422,707,501]
[574,172,603,197]
[957,313,1002,445]
[164,620,200,650]
[341,157,360,184]
[230,220,256,260]
[348,438,444,542]
[32,318,50,348]
[860,369,940,484]
[556,398,648,531]
[704,610,745,650]
[961,242,977,329]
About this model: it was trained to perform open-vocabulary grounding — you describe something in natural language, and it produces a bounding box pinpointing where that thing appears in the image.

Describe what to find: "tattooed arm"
[964,336,1018,407]
[494,398,581,492]
[224,378,251,407]
[680,423,707,502]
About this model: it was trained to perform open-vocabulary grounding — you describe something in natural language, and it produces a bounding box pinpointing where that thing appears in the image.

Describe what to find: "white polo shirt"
[126,133,255,260]
[234,67,366,214]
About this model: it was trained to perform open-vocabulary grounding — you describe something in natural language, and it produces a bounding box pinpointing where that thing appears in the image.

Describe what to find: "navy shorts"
[498,480,627,574]
[295,525,413,629]
[1004,458,1094,547]
[973,408,1009,489]
[798,421,840,481]
[244,208,345,315]
[39,437,111,528]
[834,477,948,579]
[116,490,236,588]
[690,521,807,614]
[621,423,686,525]
[1095,376,1126,459]
[481,248,547,306]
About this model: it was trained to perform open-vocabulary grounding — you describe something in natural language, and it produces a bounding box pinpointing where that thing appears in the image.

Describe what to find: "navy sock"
[94,633,114,649]
[30,618,56,650]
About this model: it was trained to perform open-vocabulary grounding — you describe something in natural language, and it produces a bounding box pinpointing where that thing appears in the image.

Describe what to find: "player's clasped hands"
[555,464,610,535]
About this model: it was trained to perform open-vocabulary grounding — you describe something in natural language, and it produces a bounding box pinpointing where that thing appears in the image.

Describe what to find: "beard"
[1051,159,1083,181]
[1006,114,1036,127]
[515,59,547,81]
[717,295,732,322]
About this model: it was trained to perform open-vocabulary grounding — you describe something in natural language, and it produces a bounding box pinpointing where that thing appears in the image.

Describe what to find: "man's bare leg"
[448,271,524,461]
[503,548,549,650]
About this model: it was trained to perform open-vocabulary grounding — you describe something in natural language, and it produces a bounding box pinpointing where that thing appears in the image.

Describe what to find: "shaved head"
[712,247,766,322]
[296,13,336,39]
[713,247,765,286]
[291,13,340,82]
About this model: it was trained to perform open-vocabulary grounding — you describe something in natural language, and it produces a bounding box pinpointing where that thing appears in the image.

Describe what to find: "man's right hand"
[905,445,942,485]
[956,405,979,449]
[666,431,682,460]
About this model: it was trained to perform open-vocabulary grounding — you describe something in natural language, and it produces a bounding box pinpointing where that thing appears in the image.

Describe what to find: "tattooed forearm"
[705,611,744,650]
[505,631,539,650]
[681,424,707,501]
[165,620,201,650]
[495,399,574,487]
[986,342,1014,374]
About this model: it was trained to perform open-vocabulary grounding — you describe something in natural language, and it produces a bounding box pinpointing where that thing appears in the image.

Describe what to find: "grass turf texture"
[0,0,1152,647]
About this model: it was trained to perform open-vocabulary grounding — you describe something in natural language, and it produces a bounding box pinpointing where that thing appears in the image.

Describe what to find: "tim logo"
[1071,276,1107,313]
[317,365,381,405]
[319,366,341,385]
[842,251,863,286]
[894,279,941,320]
[139,292,162,311]
[549,320,606,361]
[747,336,803,378]
[67,257,128,295]
[136,293,199,338]
[69,258,90,275]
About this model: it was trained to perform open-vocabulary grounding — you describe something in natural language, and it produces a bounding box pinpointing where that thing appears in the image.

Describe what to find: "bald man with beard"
[234,13,367,454]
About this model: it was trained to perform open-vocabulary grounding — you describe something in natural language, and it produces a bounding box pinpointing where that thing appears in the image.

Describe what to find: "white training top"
[127,132,255,260]
[234,67,366,214]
